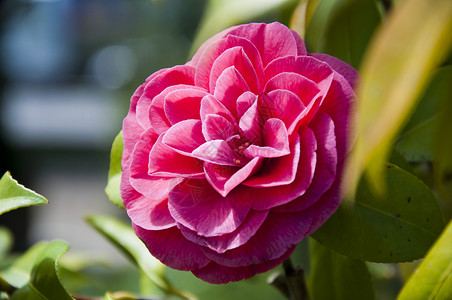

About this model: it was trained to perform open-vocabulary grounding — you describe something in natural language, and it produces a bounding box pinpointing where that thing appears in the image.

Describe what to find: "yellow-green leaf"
[349,0,452,193]
[105,131,125,209]
[397,220,452,299]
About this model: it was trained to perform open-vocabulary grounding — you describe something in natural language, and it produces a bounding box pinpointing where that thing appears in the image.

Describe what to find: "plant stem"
[269,258,310,300]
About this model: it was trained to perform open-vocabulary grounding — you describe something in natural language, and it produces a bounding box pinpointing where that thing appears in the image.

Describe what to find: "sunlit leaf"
[313,163,444,263]
[189,0,299,56]
[349,0,452,193]
[397,220,452,299]
[105,131,125,209]
[86,215,168,295]
[0,242,48,288]
[0,172,47,215]
[289,0,308,38]
[310,239,375,300]
[10,240,73,300]
[104,291,136,300]
[305,0,382,68]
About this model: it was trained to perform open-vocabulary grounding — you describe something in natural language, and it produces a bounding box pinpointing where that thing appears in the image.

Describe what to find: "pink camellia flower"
[121,22,357,284]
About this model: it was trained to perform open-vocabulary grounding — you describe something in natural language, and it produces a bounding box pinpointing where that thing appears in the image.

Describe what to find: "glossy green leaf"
[105,131,125,209]
[10,240,73,300]
[305,0,382,68]
[0,172,47,215]
[0,227,12,259]
[189,0,299,56]
[0,242,48,288]
[310,238,375,300]
[313,163,444,263]
[349,0,452,193]
[398,220,452,299]
[86,215,168,293]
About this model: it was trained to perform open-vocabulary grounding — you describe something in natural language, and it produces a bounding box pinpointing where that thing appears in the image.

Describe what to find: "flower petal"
[179,209,268,253]
[161,119,205,155]
[136,65,195,129]
[133,225,210,271]
[239,99,262,145]
[310,53,359,87]
[202,114,237,141]
[164,87,208,124]
[236,91,258,117]
[204,157,263,197]
[148,134,204,178]
[168,179,253,237]
[244,118,290,158]
[192,140,239,166]
[243,133,301,187]
[193,246,295,284]
[213,66,251,116]
[200,95,236,123]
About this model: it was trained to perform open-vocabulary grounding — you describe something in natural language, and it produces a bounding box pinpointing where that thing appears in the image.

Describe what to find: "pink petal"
[260,89,305,135]
[265,56,334,91]
[179,210,269,253]
[192,140,239,166]
[209,46,261,94]
[149,89,171,134]
[248,128,317,210]
[228,22,299,67]
[121,159,176,230]
[244,118,290,158]
[275,113,338,212]
[202,114,237,141]
[236,91,257,117]
[264,72,320,106]
[148,134,204,178]
[310,53,359,87]
[200,95,236,124]
[133,225,210,271]
[195,34,265,91]
[129,129,182,201]
[164,87,208,124]
[161,119,205,155]
[204,157,263,197]
[122,84,146,167]
[239,100,262,145]
[168,179,253,237]
[213,66,251,116]
[136,65,195,129]
[243,133,301,187]
[203,210,311,267]
[192,246,295,284]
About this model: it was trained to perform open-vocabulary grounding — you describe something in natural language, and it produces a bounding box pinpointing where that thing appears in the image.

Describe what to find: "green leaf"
[10,240,73,300]
[310,238,375,300]
[305,0,382,68]
[397,220,452,299]
[0,242,49,288]
[0,227,12,259]
[348,0,452,193]
[105,131,125,209]
[313,163,444,263]
[0,172,47,215]
[103,291,137,300]
[189,0,299,57]
[86,215,168,294]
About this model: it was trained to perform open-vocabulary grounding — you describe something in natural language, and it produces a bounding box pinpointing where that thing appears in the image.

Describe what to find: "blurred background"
[0,0,208,254]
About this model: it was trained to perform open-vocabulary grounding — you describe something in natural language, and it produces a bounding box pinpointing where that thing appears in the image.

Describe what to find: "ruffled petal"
[227,22,299,67]
[136,65,195,129]
[148,134,204,178]
[161,119,205,155]
[193,246,295,284]
[202,114,237,141]
[310,53,359,87]
[236,91,257,117]
[133,225,210,271]
[200,95,236,124]
[243,133,300,187]
[203,210,311,267]
[204,157,263,197]
[164,87,208,124]
[239,100,262,145]
[168,179,253,237]
[179,209,268,253]
[192,140,240,166]
[244,118,290,158]
[213,66,251,117]
[209,46,261,94]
